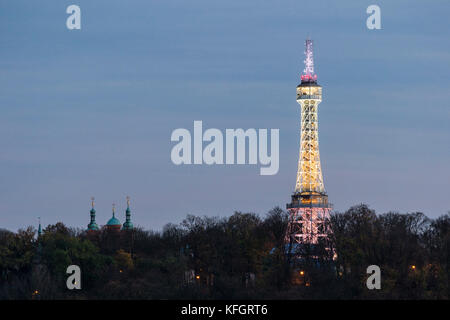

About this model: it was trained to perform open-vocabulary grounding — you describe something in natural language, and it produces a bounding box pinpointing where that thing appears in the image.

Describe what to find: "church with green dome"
[88,196,134,232]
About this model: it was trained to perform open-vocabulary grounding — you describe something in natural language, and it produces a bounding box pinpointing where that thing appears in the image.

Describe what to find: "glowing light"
[299,271,305,276]
[411,265,416,270]
[196,275,200,279]
[302,39,317,82]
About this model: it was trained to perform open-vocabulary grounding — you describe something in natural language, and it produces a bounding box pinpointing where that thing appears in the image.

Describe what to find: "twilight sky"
[0,0,449,231]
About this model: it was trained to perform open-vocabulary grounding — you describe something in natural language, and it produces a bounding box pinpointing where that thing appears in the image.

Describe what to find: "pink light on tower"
[300,39,318,83]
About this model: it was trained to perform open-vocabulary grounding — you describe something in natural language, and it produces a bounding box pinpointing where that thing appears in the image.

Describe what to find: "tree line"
[0,204,448,299]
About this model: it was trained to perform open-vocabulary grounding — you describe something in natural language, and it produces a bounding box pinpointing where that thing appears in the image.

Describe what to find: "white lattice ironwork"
[286,207,331,244]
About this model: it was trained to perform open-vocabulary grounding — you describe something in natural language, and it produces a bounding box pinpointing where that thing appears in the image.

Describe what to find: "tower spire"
[301,39,317,83]
[38,217,42,238]
[87,196,99,231]
[122,196,134,230]
[35,217,43,263]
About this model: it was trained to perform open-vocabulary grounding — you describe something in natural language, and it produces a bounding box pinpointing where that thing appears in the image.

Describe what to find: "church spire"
[38,217,42,238]
[34,217,43,265]
[122,196,134,230]
[87,197,99,231]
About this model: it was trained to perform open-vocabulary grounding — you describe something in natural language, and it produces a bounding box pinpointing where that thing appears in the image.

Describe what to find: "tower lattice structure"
[286,39,332,245]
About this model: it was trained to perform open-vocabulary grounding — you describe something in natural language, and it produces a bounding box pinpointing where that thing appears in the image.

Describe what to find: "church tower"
[87,197,99,231]
[106,203,121,231]
[122,196,134,230]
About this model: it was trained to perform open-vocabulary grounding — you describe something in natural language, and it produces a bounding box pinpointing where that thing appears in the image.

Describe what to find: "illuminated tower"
[286,39,332,245]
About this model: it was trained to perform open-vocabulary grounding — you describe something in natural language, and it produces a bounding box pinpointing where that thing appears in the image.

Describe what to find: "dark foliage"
[0,205,448,299]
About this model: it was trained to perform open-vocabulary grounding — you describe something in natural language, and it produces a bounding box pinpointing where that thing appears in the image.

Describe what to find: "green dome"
[88,222,99,230]
[123,220,133,230]
[107,216,121,226]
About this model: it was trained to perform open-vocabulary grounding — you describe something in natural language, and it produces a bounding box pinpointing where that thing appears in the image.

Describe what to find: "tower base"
[286,192,332,245]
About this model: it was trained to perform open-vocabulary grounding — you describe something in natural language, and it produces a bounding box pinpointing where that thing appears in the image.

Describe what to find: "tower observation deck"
[286,39,332,245]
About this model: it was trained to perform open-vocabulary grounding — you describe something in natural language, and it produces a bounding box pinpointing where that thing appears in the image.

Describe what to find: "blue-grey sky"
[1,0,449,231]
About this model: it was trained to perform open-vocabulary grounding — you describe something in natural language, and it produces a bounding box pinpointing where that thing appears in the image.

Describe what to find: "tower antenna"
[301,39,317,83]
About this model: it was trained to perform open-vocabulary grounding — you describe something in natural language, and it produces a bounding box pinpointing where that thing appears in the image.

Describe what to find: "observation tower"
[286,39,332,245]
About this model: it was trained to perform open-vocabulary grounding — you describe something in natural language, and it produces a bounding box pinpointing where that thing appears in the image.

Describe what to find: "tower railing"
[297,95,321,100]
[287,202,333,209]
